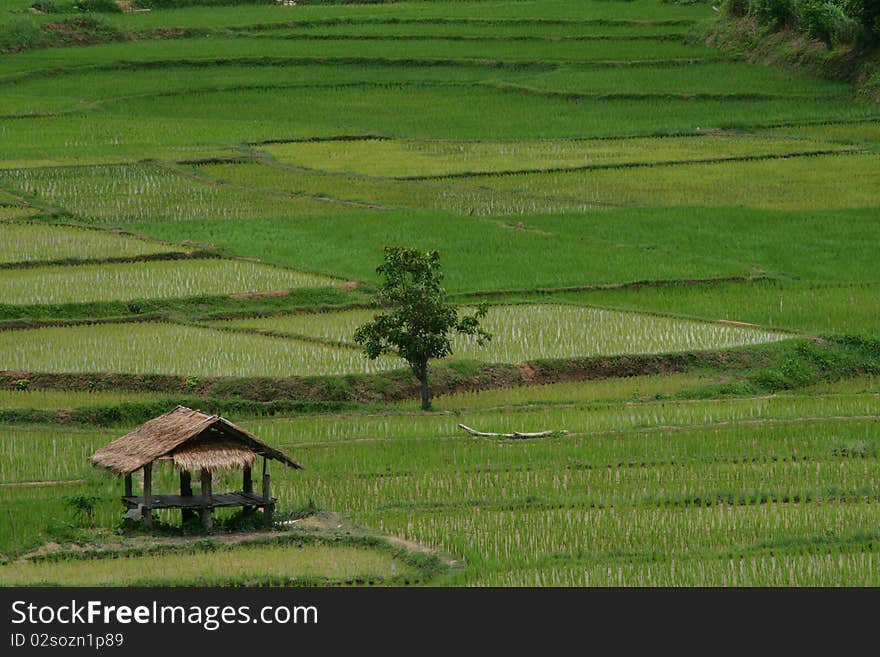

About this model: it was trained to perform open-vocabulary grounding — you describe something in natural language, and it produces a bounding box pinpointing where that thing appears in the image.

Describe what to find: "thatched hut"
[91,406,302,529]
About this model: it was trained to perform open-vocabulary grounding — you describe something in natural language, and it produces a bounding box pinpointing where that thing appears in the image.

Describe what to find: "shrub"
[64,494,100,527]
[726,0,751,16]
[843,0,880,40]
[0,18,46,53]
[30,1,58,12]
[751,0,797,27]
[798,0,860,45]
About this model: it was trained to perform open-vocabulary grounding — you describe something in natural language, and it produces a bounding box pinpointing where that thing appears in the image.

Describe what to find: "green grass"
[0,222,186,264]
[94,1,709,31]
[242,21,694,38]
[1,0,879,587]
[452,152,880,210]
[195,159,596,215]
[3,382,880,580]
[0,259,336,305]
[0,542,418,586]
[102,85,878,140]
[245,390,879,444]
[260,135,854,179]
[0,389,177,411]
[0,115,276,168]
[126,205,880,294]
[0,207,41,221]
[216,35,722,62]
[193,160,543,215]
[0,34,724,81]
[0,304,787,376]
[1,61,850,118]
[763,120,880,146]
[400,372,712,409]
[0,425,113,484]
[803,375,880,394]
[552,281,880,336]
[213,304,789,361]
[0,322,400,376]
[509,61,855,96]
[2,62,518,106]
[0,164,355,222]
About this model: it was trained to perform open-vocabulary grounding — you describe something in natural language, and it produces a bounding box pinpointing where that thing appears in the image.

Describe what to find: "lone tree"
[354,246,491,410]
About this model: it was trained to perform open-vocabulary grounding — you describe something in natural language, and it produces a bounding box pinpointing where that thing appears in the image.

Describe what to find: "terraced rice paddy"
[261,135,853,179]
[0,0,878,587]
[0,223,187,264]
[0,389,175,411]
[0,543,418,586]
[451,152,880,210]
[0,323,399,377]
[214,304,789,361]
[416,372,711,409]
[0,164,348,223]
[0,259,336,305]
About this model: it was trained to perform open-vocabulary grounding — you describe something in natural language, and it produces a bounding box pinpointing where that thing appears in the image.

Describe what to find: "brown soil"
[229,289,290,300]
[0,345,771,403]
[517,362,536,382]
[0,479,85,488]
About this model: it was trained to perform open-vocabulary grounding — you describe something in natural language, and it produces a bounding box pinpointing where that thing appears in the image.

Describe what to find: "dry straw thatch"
[90,406,301,475]
[172,438,256,473]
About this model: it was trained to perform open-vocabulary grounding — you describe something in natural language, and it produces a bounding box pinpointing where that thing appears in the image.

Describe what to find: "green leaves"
[354,246,491,408]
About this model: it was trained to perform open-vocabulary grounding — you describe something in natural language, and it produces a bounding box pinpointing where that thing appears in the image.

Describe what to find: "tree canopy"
[354,246,491,409]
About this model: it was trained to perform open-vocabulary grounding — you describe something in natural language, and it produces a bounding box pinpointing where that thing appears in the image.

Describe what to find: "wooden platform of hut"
[91,406,302,529]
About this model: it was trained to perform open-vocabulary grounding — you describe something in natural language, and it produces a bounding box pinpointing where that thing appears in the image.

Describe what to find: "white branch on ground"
[458,424,567,439]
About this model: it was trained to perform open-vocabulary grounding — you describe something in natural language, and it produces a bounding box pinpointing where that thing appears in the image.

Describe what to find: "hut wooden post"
[242,465,254,517]
[262,457,273,528]
[124,474,132,497]
[180,470,197,524]
[142,463,152,527]
[200,468,213,530]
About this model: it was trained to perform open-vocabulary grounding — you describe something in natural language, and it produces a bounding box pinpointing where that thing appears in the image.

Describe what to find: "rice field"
[0,222,187,264]
[103,86,877,141]
[261,135,853,179]
[557,281,880,335]
[0,259,336,305]
[2,391,879,585]
[0,322,400,377]
[194,160,591,216]
[763,120,880,145]
[1,0,878,587]
[244,392,880,445]
[452,152,880,210]
[0,164,351,223]
[0,389,177,411]
[412,372,711,410]
[0,543,419,586]
[0,207,41,221]
[213,304,789,362]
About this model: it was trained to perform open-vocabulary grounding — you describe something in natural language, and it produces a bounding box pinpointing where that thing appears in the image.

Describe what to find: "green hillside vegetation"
[1,0,878,586]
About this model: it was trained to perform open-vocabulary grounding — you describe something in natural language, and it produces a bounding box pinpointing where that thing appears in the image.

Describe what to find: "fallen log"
[458,423,567,439]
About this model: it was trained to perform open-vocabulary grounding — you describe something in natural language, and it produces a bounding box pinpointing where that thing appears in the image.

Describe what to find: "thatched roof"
[90,406,302,475]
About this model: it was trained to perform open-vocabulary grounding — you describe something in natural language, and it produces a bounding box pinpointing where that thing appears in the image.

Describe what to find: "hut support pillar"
[142,463,152,527]
[262,457,273,528]
[200,468,213,530]
[180,471,197,524]
[124,474,132,497]
[242,465,254,518]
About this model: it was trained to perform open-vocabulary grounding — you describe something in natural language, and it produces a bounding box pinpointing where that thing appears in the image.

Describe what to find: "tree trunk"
[418,361,431,410]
